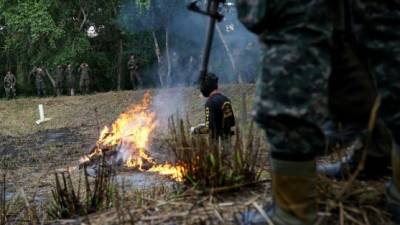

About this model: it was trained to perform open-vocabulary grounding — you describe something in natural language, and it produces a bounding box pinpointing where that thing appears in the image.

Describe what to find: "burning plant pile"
[79,92,184,181]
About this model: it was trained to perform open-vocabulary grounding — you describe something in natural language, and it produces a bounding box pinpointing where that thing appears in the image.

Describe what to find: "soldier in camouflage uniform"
[127,54,142,90]
[55,64,64,96]
[236,0,400,224]
[30,66,47,97]
[65,63,75,96]
[4,71,16,99]
[79,62,90,94]
[352,2,400,222]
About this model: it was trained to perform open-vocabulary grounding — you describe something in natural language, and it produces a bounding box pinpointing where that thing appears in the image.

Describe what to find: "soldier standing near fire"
[79,62,90,94]
[236,0,400,224]
[4,71,16,100]
[65,63,75,96]
[55,64,64,96]
[30,66,47,97]
[127,54,142,90]
[191,73,235,142]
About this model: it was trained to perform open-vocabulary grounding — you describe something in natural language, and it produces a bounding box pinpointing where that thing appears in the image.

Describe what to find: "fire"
[80,92,184,181]
[97,92,156,149]
[148,164,185,182]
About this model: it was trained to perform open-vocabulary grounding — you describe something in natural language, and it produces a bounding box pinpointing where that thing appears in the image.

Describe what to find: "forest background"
[0,0,260,97]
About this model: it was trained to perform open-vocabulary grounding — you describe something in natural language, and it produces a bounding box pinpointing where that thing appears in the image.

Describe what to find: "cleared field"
[0,84,393,225]
[0,85,255,136]
[0,84,256,203]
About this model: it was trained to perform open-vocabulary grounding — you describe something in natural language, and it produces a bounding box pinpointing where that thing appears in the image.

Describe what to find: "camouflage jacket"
[55,67,64,82]
[127,59,138,71]
[4,73,16,88]
[66,67,74,82]
[237,0,400,142]
[236,0,332,124]
[31,68,46,82]
[79,65,90,79]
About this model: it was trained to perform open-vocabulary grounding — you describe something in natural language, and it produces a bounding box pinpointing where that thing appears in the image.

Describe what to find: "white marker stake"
[35,104,51,125]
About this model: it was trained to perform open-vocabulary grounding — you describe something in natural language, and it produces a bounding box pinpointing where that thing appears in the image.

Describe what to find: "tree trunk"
[165,26,172,87]
[152,31,163,87]
[16,56,29,94]
[117,38,123,91]
[16,60,24,89]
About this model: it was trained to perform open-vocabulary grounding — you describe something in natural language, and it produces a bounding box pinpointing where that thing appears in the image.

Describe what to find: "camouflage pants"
[252,1,399,160]
[4,87,16,99]
[55,80,63,96]
[129,70,142,90]
[80,77,90,94]
[254,44,330,157]
[67,77,74,90]
[35,80,46,96]
[353,0,400,144]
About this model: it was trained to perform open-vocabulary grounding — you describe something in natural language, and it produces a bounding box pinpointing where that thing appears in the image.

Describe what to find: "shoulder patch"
[222,102,233,119]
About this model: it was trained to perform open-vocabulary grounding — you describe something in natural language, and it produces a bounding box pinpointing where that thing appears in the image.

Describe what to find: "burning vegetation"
[77,91,265,188]
[79,92,184,181]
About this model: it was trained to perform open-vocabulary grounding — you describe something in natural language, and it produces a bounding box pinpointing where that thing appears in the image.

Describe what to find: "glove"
[190,123,206,135]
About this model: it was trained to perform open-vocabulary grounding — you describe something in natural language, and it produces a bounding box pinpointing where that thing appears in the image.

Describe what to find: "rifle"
[187,0,226,85]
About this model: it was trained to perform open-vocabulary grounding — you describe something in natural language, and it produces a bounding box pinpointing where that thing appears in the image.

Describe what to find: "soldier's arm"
[29,68,36,78]
[236,0,269,34]
[129,60,138,70]
[197,102,217,135]
[12,75,16,86]
[192,104,215,135]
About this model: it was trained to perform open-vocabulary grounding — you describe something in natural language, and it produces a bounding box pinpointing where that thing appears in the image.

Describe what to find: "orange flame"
[148,164,185,182]
[97,92,156,150]
[80,92,184,181]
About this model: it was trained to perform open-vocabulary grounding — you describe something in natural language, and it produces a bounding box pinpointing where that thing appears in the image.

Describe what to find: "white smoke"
[151,88,187,130]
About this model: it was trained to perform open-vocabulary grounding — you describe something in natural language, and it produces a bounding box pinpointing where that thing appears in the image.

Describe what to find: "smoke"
[115,140,135,164]
[151,88,188,130]
[117,0,261,87]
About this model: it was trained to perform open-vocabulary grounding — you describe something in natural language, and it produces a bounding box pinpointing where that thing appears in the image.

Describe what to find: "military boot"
[386,144,400,224]
[239,157,317,225]
[318,120,392,180]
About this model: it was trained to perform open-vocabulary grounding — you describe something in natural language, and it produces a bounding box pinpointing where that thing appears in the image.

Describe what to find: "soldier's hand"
[190,123,206,135]
[190,126,197,135]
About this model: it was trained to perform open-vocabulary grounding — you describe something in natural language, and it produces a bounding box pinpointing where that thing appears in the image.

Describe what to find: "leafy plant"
[165,117,265,190]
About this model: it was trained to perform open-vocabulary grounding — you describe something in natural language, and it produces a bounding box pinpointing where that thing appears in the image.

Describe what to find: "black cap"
[200,73,218,97]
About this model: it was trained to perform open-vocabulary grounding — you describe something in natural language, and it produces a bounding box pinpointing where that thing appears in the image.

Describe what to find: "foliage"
[0,0,256,97]
[0,0,164,96]
[166,118,265,189]
[48,161,117,219]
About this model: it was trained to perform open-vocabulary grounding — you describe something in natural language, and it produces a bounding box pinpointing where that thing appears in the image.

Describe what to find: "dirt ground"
[0,85,259,223]
[0,85,395,225]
